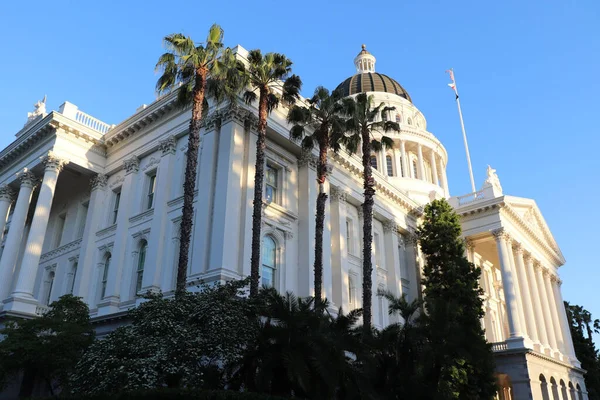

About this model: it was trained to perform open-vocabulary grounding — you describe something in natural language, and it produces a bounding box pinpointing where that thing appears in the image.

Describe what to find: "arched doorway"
[540,374,550,400]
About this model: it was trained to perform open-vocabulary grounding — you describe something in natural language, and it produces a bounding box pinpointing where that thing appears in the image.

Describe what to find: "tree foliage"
[565,302,600,399]
[417,199,496,399]
[71,280,258,395]
[0,295,94,397]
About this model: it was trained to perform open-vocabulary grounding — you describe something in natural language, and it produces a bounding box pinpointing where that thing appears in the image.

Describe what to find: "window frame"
[261,235,277,288]
[386,154,394,177]
[146,171,157,210]
[45,270,55,305]
[265,164,279,205]
[136,240,148,293]
[370,155,378,170]
[101,253,111,299]
[112,189,122,225]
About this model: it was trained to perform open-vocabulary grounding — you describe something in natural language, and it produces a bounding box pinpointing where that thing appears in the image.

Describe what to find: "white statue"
[26,95,47,123]
[483,164,502,193]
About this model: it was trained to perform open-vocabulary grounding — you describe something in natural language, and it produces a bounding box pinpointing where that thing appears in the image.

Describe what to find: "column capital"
[512,243,524,255]
[41,153,67,173]
[123,156,140,175]
[90,174,108,191]
[18,170,38,188]
[330,186,347,203]
[383,219,398,233]
[464,238,475,251]
[297,149,318,169]
[159,136,177,156]
[0,185,15,202]
[492,228,510,241]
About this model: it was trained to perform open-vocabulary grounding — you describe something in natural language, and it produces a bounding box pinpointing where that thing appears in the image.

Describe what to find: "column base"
[2,295,40,315]
[506,336,527,350]
[97,295,121,316]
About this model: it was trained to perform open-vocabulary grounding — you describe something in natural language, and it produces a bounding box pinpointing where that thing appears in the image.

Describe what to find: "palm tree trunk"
[313,131,329,308]
[250,88,269,297]
[176,68,207,295]
[361,129,374,333]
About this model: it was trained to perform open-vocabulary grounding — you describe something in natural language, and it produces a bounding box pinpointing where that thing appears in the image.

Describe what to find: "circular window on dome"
[408,117,413,125]
[395,113,402,123]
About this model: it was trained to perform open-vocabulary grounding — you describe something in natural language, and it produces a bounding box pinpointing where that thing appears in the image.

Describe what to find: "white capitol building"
[0,45,588,399]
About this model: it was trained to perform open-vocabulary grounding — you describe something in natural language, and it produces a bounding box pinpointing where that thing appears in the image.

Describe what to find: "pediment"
[503,195,565,263]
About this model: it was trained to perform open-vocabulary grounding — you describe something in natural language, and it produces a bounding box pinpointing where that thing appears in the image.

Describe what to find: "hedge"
[48,389,287,400]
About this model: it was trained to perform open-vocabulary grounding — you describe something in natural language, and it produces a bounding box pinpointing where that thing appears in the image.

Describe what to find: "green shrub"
[50,388,287,400]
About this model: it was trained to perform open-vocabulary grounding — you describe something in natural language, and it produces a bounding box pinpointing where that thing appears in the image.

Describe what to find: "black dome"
[335,72,412,103]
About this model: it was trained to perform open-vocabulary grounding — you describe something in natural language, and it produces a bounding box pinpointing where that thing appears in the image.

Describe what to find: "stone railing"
[450,190,485,207]
[490,341,508,352]
[74,110,112,134]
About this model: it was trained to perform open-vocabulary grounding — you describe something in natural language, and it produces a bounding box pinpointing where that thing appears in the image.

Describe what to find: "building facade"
[0,45,587,399]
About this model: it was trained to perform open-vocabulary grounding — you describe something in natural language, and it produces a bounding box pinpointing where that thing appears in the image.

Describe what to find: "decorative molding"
[382,219,397,233]
[465,238,475,251]
[40,238,82,263]
[141,156,160,172]
[96,224,117,238]
[512,242,524,255]
[123,156,140,175]
[109,174,124,189]
[0,185,15,202]
[18,170,38,188]
[129,208,154,225]
[491,228,509,241]
[42,152,67,173]
[90,174,108,191]
[159,135,177,156]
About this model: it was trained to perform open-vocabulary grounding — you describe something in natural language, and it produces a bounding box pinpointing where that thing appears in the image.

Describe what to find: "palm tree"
[243,50,302,297]
[341,93,399,332]
[155,25,243,295]
[287,87,346,306]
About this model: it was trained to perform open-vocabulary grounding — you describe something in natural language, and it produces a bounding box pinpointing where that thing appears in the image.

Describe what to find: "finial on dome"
[354,44,376,73]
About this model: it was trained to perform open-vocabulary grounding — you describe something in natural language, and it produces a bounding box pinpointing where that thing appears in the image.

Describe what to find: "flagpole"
[447,69,476,194]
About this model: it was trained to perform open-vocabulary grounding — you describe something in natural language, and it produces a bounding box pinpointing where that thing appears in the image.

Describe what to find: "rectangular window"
[412,160,418,179]
[112,190,121,225]
[346,219,353,255]
[147,173,157,210]
[374,232,381,267]
[77,202,89,238]
[70,261,78,294]
[54,214,66,249]
[265,165,278,204]
[386,155,394,177]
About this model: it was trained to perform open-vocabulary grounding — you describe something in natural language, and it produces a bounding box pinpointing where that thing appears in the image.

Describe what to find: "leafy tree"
[341,93,399,332]
[565,301,600,399]
[71,279,258,394]
[417,199,496,399]
[155,24,244,294]
[0,295,94,397]
[287,87,347,306]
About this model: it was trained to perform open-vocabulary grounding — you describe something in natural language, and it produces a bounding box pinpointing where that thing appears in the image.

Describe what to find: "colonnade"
[491,228,577,362]
[375,139,449,196]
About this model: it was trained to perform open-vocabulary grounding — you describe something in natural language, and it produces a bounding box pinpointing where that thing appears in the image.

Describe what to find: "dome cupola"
[354,44,376,73]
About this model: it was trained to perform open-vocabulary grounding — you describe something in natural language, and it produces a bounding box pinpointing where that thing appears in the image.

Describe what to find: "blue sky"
[1,1,599,328]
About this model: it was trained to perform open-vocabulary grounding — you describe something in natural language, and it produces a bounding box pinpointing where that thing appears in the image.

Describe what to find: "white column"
[417,143,425,180]
[544,271,567,356]
[439,158,449,196]
[8,155,65,311]
[98,156,139,315]
[552,278,579,365]
[513,245,538,344]
[330,186,348,310]
[535,265,559,353]
[525,255,548,347]
[507,242,528,339]
[430,150,439,186]
[0,172,36,302]
[393,148,402,178]
[143,136,177,292]
[400,140,408,178]
[74,174,108,303]
[0,185,14,243]
[492,229,522,338]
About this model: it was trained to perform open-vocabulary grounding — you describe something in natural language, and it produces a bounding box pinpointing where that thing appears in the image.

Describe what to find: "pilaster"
[330,186,349,310]
[297,149,318,297]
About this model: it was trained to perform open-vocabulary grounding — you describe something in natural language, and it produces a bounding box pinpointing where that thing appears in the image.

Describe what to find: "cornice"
[39,238,82,263]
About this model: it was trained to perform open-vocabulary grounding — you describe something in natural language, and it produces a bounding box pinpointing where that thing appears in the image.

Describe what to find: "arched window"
[550,377,560,400]
[576,384,583,400]
[370,156,378,170]
[45,271,55,305]
[412,159,418,178]
[560,380,569,400]
[262,236,276,287]
[386,155,393,176]
[136,240,148,293]
[407,117,413,125]
[568,382,576,400]
[395,113,402,123]
[540,374,550,400]
[101,253,111,299]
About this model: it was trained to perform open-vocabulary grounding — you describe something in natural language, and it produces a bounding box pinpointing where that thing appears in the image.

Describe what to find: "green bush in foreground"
[46,388,285,400]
